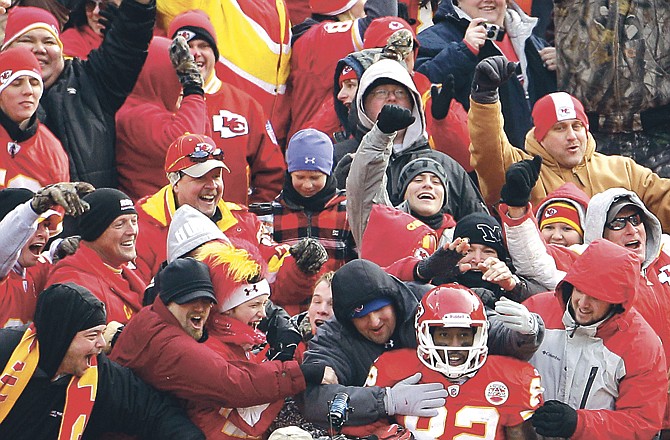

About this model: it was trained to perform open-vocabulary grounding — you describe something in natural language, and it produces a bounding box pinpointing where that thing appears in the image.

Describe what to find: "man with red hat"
[167,9,286,206]
[287,0,396,141]
[469,55,670,233]
[1,0,155,189]
[133,132,287,284]
[0,47,68,191]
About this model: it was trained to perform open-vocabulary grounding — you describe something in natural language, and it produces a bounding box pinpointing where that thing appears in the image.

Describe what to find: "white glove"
[384,372,448,417]
[494,297,538,335]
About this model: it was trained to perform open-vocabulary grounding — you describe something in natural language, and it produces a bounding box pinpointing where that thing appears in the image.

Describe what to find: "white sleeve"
[0,201,39,278]
[504,215,566,291]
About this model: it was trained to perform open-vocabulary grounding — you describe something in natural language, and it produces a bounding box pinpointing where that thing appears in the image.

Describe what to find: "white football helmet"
[415,284,489,380]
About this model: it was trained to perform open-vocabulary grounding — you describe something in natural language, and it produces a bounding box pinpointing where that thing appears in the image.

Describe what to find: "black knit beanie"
[0,187,33,221]
[34,283,106,378]
[78,188,137,242]
[397,158,448,208]
[453,213,507,260]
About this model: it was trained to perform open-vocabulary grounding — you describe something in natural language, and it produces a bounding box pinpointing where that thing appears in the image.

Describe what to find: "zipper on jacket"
[579,366,598,409]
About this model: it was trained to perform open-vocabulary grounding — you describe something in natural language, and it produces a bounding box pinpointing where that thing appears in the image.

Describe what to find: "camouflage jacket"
[554,0,670,132]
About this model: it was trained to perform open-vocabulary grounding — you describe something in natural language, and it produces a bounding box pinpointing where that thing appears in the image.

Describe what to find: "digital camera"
[482,23,503,41]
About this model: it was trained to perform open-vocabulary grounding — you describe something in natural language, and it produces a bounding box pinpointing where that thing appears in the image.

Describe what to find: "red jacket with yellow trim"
[134,185,280,283]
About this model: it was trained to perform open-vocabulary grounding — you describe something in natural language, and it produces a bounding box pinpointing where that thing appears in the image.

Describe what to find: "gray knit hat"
[397,158,448,208]
[167,205,228,263]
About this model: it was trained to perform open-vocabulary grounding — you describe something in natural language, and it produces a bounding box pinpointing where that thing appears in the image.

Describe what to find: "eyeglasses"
[187,147,224,163]
[370,88,409,100]
[85,0,109,12]
[606,213,642,231]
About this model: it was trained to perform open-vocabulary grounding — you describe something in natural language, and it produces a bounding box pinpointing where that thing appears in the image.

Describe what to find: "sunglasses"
[186,148,224,163]
[85,0,109,11]
[606,213,642,231]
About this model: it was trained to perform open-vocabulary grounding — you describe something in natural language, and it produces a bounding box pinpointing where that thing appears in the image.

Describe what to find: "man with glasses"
[468,56,670,234]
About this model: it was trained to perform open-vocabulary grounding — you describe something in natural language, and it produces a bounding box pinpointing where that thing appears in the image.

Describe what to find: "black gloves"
[430,75,455,120]
[531,400,578,438]
[471,56,517,104]
[98,3,119,35]
[31,182,94,216]
[263,301,302,361]
[289,238,328,275]
[53,236,81,263]
[169,36,204,96]
[415,245,464,282]
[500,155,542,207]
[376,104,415,134]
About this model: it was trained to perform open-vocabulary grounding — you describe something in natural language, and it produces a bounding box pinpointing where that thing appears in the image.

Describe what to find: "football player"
[365,284,543,439]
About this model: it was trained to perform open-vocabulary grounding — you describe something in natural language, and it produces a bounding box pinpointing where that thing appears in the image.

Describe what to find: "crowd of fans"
[1,0,669,439]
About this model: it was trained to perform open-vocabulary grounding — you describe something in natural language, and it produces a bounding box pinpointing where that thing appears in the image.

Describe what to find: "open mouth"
[28,242,45,256]
[199,194,216,204]
[417,192,435,201]
[190,315,204,329]
[447,351,467,366]
[314,319,326,327]
[120,239,135,249]
[625,240,641,250]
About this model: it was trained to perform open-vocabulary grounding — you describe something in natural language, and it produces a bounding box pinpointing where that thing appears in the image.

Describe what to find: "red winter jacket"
[134,185,281,283]
[110,299,305,438]
[46,243,145,324]
[204,82,285,205]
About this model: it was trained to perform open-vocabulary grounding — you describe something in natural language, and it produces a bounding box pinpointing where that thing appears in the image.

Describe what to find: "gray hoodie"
[584,188,662,271]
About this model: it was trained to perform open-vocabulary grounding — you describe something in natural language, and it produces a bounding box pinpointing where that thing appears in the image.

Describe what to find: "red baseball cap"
[164,133,229,177]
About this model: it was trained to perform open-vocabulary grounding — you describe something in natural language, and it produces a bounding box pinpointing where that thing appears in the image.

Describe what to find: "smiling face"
[173,168,224,217]
[431,326,475,366]
[403,172,445,216]
[603,205,646,261]
[225,294,269,328]
[167,297,213,340]
[0,75,42,125]
[56,324,106,378]
[457,0,507,26]
[187,38,216,83]
[8,28,64,89]
[18,221,50,268]
[540,119,588,169]
[86,214,138,268]
[569,288,613,325]
[308,279,334,331]
[352,304,397,345]
[540,222,583,246]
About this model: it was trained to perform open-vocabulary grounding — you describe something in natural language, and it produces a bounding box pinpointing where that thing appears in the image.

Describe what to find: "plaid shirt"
[272,190,356,272]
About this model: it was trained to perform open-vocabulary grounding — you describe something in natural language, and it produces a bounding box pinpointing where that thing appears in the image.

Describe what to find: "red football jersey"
[366,349,542,439]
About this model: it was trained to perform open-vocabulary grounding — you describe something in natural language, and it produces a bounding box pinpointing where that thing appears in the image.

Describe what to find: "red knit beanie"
[2,6,62,51]
[309,0,359,16]
[0,47,43,95]
[167,9,220,61]
[531,92,589,141]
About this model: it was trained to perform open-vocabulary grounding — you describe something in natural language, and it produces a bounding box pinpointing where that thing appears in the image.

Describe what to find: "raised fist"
[377,104,415,134]
[169,36,204,95]
[471,56,517,104]
[31,182,94,216]
[500,155,542,207]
